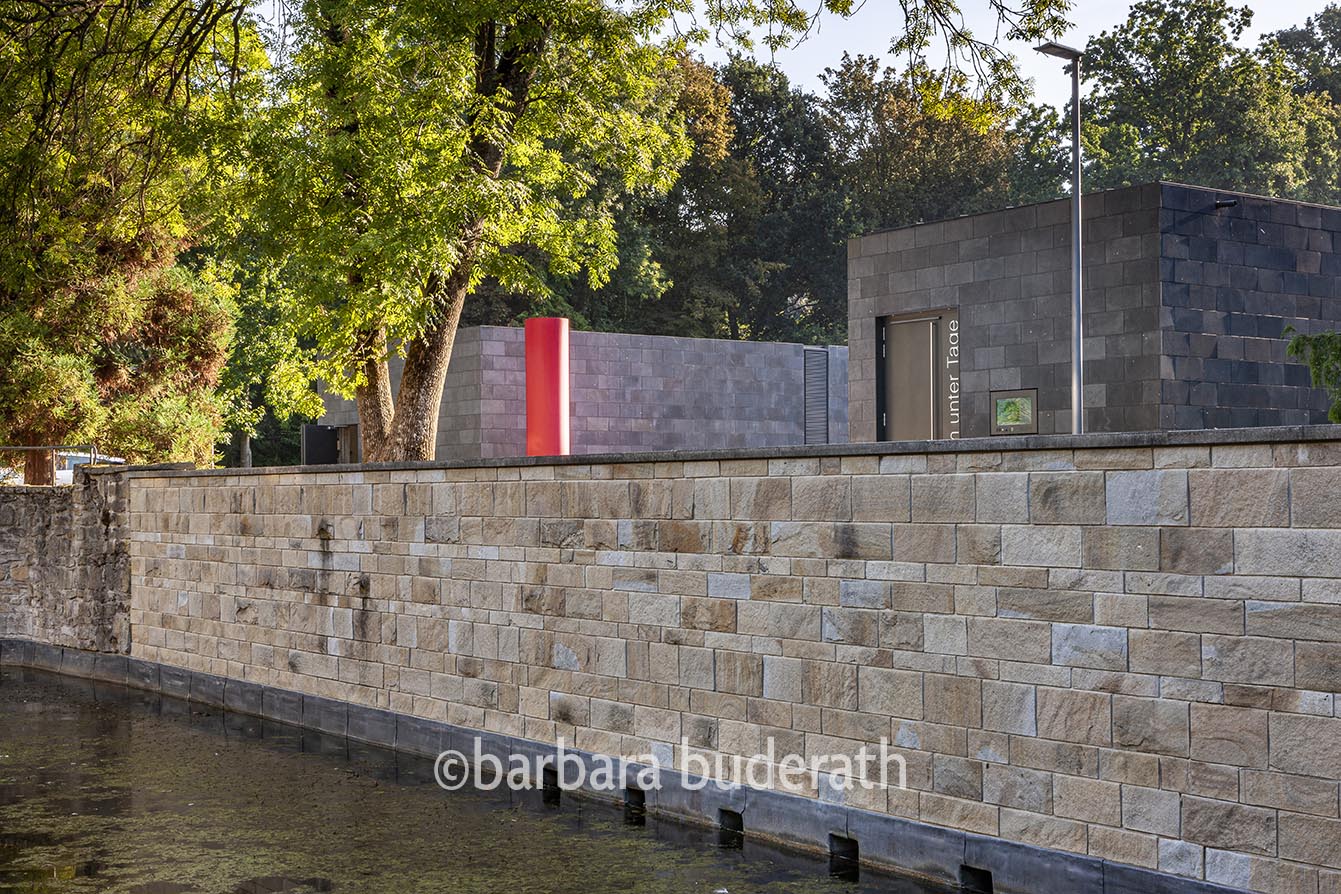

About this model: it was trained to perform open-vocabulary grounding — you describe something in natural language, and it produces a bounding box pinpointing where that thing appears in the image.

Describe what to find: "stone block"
[982,681,1038,737]
[791,476,851,521]
[1296,641,1341,693]
[967,618,1051,663]
[1051,624,1128,671]
[731,477,791,519]
[924,615,967,654]
[1190,704,1268,768]
[1242,769,1340,817]
[1280,813,1341,870]
[1202,634,1294,686]
[762,656,803,702]
[1270,714,1341,777]
[1112,696,1189,757]
[715,652,763,697]
[975,473,1030,523]
[1122,785,1181,837]
[857,665,923,719]
[1000,525,1082,568]
[1129,630,1200,677]
[1236,529,1341,578]
[1029,472,1106,525]
[1150,597,1242,635]
[1188,469,1289,527]
[1160,528,1234,575]
[1036,687,1111,746]
[956,525,1001,565]
[821,607,879,646]
[1246,601,1341,642]
[1292,467,1341,527]
[933,754,984,799]
[851,474,911,522]
[997,588,1092,623]
[839,578,890,609]
[983,764,1053,813]
[1181,796,1277,856]
[1083,527,1160,571]
[1106,470,1189,526]
[911,474,975,522]
[1054,774,1121,826]
[924,674,981,727]
[891,523,955,563]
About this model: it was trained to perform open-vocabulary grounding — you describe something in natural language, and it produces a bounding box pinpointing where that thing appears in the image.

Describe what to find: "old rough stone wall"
[0,472,129,652]
[127,431,1341,894]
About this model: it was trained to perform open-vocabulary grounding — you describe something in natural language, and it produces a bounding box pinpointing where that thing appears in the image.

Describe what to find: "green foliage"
[0,0,266,465]
[1270,3,1341,104]
[823,54,1066,235]
[1082,0,1341,204]
[1287,328,1341,423]
[251,0,692,405]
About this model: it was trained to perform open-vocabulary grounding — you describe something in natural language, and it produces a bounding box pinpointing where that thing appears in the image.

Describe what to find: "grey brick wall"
[1159,183,1339,429]
[849,183,1163,440]
[322,326,848,460]
[849,182,1340,442]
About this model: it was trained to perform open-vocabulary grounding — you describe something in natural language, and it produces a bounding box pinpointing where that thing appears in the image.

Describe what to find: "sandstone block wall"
[122,432,1341,893]
[0,472,129,652]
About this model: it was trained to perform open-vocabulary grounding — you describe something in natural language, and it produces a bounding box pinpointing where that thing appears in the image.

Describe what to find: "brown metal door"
[882,317,938,440]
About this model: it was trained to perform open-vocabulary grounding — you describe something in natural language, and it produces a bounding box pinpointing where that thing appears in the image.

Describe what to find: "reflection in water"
[0,668,952,894]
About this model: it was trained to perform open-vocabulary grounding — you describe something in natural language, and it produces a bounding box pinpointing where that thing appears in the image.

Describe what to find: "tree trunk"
[354,328,395,462]
[379,270,471,461]
[24,449,53,486]
[239,431,253,468]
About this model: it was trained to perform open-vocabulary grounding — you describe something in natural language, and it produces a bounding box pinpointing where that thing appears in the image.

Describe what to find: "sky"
[697,0,1329,108]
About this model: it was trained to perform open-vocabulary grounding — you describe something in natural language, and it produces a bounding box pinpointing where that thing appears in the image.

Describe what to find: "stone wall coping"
[89,423,1341,481]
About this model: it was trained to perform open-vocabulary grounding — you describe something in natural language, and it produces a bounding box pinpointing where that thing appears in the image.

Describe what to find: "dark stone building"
[321,326,848,461]
[848,181,1340,441]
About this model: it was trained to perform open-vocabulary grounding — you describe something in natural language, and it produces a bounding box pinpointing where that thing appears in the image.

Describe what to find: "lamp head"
[1034,41,1082,61]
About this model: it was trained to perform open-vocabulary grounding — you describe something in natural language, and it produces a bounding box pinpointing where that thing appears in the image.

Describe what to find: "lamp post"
[1035,40,1085,434]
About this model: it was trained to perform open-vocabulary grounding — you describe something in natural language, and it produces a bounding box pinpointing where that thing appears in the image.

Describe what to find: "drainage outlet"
[960,865,993,894]
[717,809,744,849]
[828,834,859,882]
[541,766,561,807]
[624,786,646,826]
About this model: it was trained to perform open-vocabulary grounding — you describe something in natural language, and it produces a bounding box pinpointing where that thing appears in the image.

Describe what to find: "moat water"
[0,669,950,894]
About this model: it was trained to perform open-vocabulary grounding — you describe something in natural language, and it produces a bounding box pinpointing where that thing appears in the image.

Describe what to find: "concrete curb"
[0,639,1251,894]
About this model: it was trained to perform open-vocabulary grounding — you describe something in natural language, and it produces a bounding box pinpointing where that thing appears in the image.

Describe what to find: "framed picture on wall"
[990,389,1039,436]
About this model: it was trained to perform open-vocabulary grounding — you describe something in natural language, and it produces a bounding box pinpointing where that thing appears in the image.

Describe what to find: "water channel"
[0,668,953,894]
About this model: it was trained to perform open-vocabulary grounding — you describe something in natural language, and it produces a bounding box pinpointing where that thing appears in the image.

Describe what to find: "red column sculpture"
[525,317,570,456]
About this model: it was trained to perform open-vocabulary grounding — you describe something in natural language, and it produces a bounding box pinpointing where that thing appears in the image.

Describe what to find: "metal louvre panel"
[804,349,830,445]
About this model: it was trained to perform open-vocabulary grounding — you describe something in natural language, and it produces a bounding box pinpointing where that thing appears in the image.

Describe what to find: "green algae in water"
[0,669,949,894]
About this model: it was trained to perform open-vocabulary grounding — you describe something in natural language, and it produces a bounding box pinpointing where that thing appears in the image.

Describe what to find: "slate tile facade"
[849,182,1339,441]
[322,326,848,460]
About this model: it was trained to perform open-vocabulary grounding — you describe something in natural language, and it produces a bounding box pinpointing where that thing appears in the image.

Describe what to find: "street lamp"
[1035,40,1085,435]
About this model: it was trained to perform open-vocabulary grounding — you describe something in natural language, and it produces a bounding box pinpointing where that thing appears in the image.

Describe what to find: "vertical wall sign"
[940,313,961,440]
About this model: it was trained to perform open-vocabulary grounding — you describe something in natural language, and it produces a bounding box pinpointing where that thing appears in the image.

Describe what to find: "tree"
[821,54,1065,235]
[0,0,264,481]
[1270,3,1341,104]
[1081,0,1341,204]
[252,0,1070,462]
[1287,330,1341,423]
